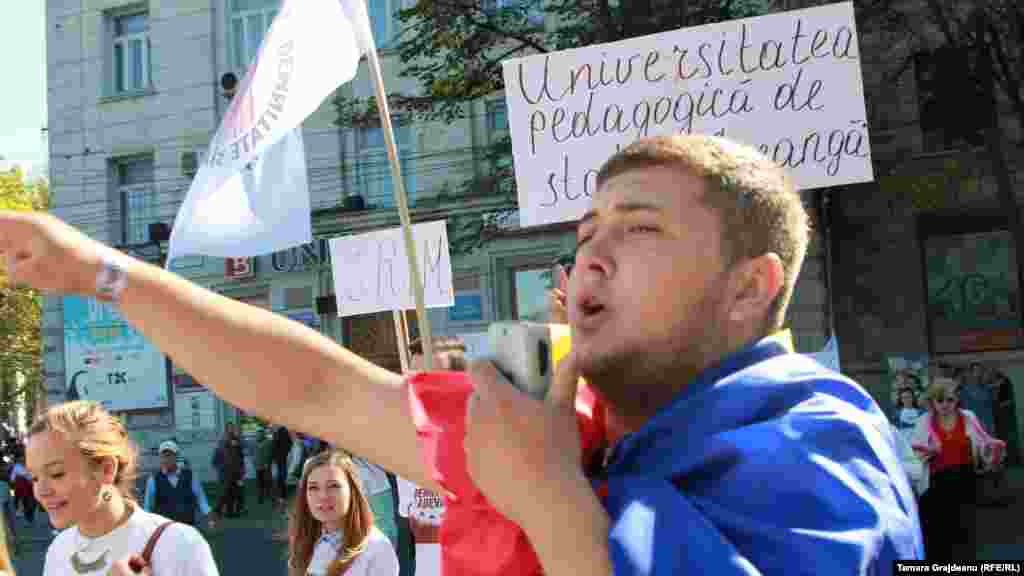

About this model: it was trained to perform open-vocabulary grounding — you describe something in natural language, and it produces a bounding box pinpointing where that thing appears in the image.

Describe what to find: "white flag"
[167,0,374,263]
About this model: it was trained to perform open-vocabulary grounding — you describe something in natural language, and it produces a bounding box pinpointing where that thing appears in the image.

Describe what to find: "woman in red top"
[912,377,1005,561]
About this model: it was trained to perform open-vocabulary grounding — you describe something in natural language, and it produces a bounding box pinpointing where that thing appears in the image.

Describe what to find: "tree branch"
[924,0,961,48]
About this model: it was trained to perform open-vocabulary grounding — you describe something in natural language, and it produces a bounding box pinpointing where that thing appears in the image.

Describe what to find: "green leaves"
[0,166,48,427]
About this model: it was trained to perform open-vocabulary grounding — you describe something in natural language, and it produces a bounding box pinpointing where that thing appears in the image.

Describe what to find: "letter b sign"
[225,257,254,279]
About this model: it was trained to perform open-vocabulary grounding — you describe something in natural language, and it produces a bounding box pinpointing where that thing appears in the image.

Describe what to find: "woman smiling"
[25,401,218,576]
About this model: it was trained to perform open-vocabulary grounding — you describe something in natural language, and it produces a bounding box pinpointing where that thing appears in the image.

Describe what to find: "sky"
[0,1,47,176]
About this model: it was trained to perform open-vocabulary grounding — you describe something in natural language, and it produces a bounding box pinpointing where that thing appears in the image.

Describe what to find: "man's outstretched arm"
[0,211,438,492]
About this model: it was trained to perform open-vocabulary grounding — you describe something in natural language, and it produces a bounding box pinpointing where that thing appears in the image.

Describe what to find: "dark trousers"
[3,501,16,545]
[920,465,976,561]
[218,479,243,515]
[273,457,288,501]
[257,468,272,504]
[396,515,416,576]
[15,494,35,523]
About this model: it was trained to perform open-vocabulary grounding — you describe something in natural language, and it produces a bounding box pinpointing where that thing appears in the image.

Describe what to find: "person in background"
[912,377,1005,560]
[210,433,224,486]
[960,363,996,434]
[383,472,408,576]
[393,337,468,576]
[143,441,215,529]
[288,451,398,576]
[0,464,15,557]
[548,258,571,325]
[891,422,927,498]
[256,429,274,505]
[894,387,925,442]
[26,401,218,575]
[983,370,1015,506]
[215,423,245,518]
[8,454,33,526]
[271,425,293,509]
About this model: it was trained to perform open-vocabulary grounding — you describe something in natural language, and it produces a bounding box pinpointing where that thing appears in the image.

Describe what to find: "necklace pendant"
[71,550,109,574]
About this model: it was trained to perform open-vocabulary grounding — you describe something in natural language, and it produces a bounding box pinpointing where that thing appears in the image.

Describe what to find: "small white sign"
[174,390,218,431]
[501,2,871,227]
[805,335,840,372]
[328,220,454,317]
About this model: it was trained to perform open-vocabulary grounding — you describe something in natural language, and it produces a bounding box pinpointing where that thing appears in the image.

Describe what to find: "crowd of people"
[887,362,1011,562]
[0,134,936,574]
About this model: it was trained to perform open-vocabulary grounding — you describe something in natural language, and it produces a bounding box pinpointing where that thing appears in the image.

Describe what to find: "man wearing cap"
[143,440,216,529]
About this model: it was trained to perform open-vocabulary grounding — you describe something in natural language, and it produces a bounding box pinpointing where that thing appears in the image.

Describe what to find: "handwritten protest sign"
[501,2,871,227]
[328,220,454,317]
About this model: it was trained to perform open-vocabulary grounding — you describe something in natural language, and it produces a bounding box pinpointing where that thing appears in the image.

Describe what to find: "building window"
[357,121,416,208]
[230,0,279,71]
[914,47,987,153]
[487,100,508,135]
[110,11,150,94]
[922,214,1023,353]
[486,100,513,187]
[115,156,156,245]
[483,0,545,27]
[513,266,553,321]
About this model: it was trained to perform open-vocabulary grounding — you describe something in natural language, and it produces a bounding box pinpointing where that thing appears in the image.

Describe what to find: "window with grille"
[356,121,416,208]
[115,156,156,245]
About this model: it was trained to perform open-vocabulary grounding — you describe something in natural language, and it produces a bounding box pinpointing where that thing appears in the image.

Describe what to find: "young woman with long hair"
[288,450,398,576]
[25,401,218,575]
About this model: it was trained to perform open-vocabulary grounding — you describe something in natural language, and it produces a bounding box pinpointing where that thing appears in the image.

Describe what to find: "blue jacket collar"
[606,334,791,474]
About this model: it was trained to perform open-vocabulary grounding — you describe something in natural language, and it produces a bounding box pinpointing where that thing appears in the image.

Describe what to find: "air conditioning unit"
[343,194,366,211]
[181,151,198,177]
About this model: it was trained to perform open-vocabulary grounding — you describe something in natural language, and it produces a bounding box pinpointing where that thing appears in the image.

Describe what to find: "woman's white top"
[307,526,398,576]
[43,506,218,576]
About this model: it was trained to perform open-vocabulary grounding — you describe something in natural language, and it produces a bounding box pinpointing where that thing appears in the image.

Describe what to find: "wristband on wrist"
[95,253,129,303]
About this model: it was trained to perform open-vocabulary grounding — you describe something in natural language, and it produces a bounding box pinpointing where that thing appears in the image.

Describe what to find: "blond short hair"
[596,134,810,331]
[29,401,139,501]
[924,377,958,403]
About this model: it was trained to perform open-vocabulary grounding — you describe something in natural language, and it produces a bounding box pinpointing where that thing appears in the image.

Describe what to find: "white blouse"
[307,526,398,576]
[43,506,218,576]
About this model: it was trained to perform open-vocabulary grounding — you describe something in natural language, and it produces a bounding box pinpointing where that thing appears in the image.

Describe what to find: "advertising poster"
[63,295,169,411]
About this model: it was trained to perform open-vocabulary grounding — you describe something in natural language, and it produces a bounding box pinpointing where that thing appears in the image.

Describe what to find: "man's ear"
[725,253,785,325]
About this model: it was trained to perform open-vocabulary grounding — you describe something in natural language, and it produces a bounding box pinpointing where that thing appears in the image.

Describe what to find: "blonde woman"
[25,401,218,575]
[288,451,397,576]
[911,377,1005,561]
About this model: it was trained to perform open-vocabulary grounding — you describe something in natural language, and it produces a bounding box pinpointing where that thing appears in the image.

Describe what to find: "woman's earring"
[102,489,112,502]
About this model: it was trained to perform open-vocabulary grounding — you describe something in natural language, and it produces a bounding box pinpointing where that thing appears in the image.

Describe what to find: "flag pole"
[362,16,435,370]
[393,310,410,373]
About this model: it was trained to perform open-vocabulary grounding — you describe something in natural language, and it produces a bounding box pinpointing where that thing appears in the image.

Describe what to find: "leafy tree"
[856,0,1022,145]
[335,0,770,253]
[0,166,49,428]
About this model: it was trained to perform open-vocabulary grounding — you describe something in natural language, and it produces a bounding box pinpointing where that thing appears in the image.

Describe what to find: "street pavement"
[7,471,1024,574]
